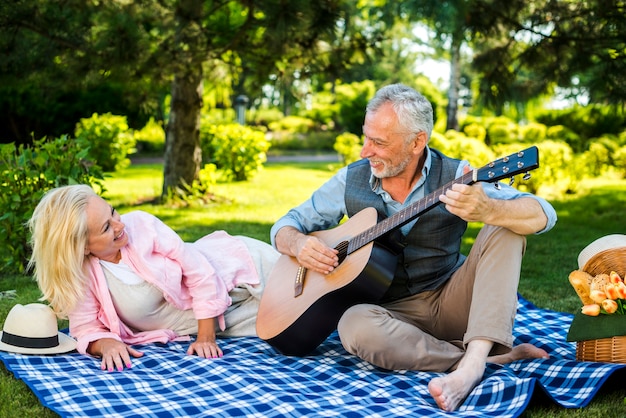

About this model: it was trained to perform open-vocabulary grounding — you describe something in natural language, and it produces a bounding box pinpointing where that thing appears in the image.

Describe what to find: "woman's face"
[85,195,128,263]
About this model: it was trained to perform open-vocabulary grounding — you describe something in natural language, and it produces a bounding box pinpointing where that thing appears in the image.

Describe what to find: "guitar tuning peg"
[509,177,515,186]
[494,183,501,190]
[523,172,531,181]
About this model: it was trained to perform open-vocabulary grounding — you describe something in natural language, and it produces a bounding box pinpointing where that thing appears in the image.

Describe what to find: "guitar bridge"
[294,266,306,297]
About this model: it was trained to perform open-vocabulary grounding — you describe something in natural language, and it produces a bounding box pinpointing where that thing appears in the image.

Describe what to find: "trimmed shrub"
[74,113,136,172]
[201,123,270,181]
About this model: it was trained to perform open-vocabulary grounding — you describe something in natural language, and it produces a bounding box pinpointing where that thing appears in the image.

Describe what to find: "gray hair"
[366,83,434,140]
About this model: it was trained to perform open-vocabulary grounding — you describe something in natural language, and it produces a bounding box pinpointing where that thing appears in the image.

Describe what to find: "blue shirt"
[270,147,558,246]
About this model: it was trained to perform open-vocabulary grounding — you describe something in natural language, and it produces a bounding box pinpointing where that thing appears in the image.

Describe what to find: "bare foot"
[428,366,483,412]
[427,343,548,412]
[488,343,549,364]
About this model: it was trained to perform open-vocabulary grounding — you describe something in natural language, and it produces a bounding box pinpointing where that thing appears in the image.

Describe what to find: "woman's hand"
[88,338,144,372]
[188,317,223,358]
[188,338,223,359]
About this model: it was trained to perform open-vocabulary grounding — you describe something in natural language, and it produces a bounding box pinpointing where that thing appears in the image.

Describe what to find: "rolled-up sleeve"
[456,161,557,234]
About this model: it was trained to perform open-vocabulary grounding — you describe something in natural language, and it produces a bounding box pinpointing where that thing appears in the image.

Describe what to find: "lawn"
[1,159,625,417]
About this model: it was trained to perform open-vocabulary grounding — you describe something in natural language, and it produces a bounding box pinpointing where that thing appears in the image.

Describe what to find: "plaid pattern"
[1,296,624,418]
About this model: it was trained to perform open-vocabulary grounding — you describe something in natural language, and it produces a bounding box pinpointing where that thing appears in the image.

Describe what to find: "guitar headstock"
[474,146,539,184]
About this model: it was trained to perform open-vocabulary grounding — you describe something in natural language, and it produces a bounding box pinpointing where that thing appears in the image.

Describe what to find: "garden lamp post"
[235,95,249,125]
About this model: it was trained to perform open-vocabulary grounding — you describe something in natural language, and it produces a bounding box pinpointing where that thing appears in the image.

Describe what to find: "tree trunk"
[162,0,205,198]
[446,35,461,132]
[162,74,203,197]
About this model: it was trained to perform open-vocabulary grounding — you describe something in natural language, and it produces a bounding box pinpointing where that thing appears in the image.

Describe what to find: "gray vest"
[345,149,467,302]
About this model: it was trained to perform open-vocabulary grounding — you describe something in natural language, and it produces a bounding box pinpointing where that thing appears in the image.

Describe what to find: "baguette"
[568,269,594,305]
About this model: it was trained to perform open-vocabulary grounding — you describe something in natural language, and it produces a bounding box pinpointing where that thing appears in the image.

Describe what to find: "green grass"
[1,161,626,417]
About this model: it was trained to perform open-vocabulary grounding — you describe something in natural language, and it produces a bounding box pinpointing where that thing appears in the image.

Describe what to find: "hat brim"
[577,234,626,270]
[0,331,77,355]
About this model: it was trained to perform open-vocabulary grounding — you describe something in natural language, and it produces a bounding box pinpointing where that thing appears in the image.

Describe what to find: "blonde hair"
[28,184,96,318]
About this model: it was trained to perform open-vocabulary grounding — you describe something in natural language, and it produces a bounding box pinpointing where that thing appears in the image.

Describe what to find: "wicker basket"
[580,246,626,278]
[576,245,626,363]
[576,336,626,363]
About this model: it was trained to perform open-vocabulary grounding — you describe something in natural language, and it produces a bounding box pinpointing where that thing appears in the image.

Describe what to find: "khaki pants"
[337,225,526,372]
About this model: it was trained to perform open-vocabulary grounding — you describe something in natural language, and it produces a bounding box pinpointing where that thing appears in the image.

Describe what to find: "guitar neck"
[345,146,539,255]
[347,170,475,254]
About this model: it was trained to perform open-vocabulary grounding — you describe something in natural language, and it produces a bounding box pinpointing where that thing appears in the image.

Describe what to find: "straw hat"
[577,234,626,275]
[0,303,76,354]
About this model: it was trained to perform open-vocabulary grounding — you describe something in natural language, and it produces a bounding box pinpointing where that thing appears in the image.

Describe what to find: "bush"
[520,122,547,143]
[463,123,487,142]
[268,116,315,134]
[250,107,284,128]
[442,131,496,168]
[615,146,626,178]
[335,81,376,135]
[494,140,578,196]
[0,136,105,273]
[485,116,519,145]
[535,104,626,150]
[201,123,270,181]
[546,125,583,153]
[334,132,362,165]
[581,136,620,177]
[74,113,136,172]
[134,118,165,154]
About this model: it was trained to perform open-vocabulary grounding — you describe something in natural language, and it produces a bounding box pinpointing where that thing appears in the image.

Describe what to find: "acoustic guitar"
[257,146,539,356]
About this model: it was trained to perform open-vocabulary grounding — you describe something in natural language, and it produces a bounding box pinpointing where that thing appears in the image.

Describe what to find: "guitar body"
[257,207,399,356]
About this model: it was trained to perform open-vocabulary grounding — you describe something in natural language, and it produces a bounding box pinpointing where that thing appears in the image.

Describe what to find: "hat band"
[1,331,59,349]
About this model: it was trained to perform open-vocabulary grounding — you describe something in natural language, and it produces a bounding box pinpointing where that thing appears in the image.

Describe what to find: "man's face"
[361,102,416,179]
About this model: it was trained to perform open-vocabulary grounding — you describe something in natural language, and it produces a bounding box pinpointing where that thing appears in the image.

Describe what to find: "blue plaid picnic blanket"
[1,296,624,418]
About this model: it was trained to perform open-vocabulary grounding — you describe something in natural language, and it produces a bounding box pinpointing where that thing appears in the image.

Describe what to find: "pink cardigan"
[69,211,260,354]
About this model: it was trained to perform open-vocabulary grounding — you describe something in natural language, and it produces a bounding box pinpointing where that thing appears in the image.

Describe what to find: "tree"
[472,0,626,111]
[0,0,352,198]
[0,0,172,143]
[369,0,480,132]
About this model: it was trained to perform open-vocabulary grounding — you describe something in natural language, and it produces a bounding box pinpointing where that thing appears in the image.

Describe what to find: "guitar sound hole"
[335,241,349,265]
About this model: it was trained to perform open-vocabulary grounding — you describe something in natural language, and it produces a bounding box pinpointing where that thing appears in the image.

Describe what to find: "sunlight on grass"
[104,163,163,207]
[106,162,341,243]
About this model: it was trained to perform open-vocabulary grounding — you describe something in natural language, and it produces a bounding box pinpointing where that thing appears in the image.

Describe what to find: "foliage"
[335,81,376,135]
[164,164,219,207]
[520,123,547,144]
[485,116,519,145]
[471,0,626,110]
[494,140,581,197]
[267,131,337,152]
[546,125,582,153]
[74,113,136,172]
[0,1,169,145]
[535,105,626,152]
[268,116,315,134]
[201,123,270,182]
[133,118,166,155]
[462,123,487,142]
[0,136,105,273]
[333,132,362,165]
[250,108,285,128]
[580,136,621,177]
[615,146,626,178]
[440,131,495,168]
[300,86,338,129]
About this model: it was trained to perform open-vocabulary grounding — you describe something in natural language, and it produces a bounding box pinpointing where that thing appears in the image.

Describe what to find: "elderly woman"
[29,184,279,372]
